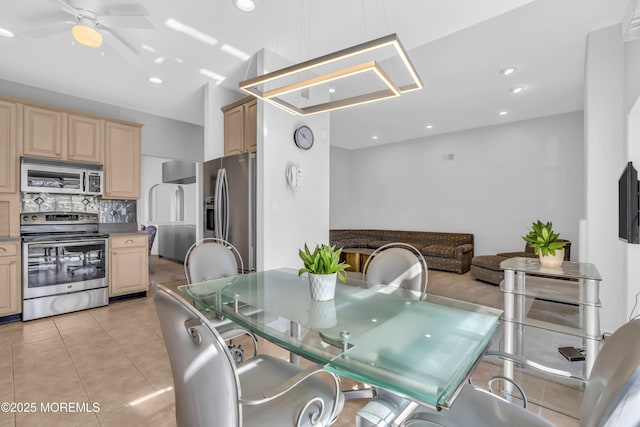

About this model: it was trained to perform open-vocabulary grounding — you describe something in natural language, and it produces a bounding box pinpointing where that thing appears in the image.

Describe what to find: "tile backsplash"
[20,193,136,224]
[99,199,137,224]
[21,193,99,213]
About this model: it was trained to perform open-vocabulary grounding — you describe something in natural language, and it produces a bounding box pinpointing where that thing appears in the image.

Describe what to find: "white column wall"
[624,38,640,319]
[257,100,331,270]
[584,24,626,333]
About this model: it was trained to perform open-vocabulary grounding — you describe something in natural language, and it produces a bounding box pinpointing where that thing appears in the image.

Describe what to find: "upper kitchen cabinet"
[0,100,20,194]
[104,120,142,200]
[23,104,65,160]
[222,97,257,156]
[67,114,103,164]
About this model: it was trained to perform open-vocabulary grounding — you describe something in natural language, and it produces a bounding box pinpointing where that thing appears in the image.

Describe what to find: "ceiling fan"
[26,0,154,55]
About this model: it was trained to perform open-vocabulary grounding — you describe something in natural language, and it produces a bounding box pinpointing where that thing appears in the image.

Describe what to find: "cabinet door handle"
[0,247,6,251]
[125,239,134,244]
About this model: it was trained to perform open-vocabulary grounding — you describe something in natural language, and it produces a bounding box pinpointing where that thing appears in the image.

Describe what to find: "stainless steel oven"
[21,212,109,321]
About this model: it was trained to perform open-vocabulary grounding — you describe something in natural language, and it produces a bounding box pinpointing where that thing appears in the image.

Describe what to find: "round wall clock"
[293,125,314,150]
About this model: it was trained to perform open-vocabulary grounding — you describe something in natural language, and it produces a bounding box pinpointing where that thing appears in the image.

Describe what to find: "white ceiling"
[0,0,629,150]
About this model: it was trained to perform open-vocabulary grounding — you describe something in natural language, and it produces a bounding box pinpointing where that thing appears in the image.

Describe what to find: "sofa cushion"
[421,244,457,258]
[471,255,507,271]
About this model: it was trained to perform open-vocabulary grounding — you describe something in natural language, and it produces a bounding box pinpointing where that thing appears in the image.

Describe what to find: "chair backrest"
[580,319,640,427]
[362,242,428,298]
[145,225,158,254]
[154,285,242,427]
[184,238,244,284]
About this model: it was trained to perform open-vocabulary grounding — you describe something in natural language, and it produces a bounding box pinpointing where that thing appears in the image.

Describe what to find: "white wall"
[584,24,627,334]
[0,79,204,161]
[624,38,640,320]
[258,103,331,270]
[330,112,584,257]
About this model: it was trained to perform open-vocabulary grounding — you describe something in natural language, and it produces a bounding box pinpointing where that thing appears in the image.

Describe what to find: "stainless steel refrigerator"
[203,152,256,272]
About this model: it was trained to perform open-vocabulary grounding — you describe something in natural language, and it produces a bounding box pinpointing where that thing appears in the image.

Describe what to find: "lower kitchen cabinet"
[109,234,148,297]
[0,241,21,317]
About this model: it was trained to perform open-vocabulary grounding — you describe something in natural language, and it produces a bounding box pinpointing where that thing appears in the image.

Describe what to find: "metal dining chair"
[183,237,257,360]
[362,242,429,299]
[400,318,640,427]
[154,284,344,427]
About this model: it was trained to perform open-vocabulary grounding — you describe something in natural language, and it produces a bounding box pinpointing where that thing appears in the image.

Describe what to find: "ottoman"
[470,255,507,285]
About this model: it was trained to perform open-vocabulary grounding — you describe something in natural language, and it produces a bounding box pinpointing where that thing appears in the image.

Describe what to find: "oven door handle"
[26,239,108,248]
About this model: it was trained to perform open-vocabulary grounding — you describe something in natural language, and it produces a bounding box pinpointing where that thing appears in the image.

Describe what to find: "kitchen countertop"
[0,236,21,242]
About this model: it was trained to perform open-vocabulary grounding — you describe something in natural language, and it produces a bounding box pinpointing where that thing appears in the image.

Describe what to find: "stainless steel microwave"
[21,157,103,196]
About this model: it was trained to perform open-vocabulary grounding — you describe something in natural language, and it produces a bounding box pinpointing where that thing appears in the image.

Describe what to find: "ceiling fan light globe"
[72,23,102,48]
[234,0,255,12]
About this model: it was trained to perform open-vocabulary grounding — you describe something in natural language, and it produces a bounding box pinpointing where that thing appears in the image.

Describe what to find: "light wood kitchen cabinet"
[0,193,20,237]
[109,234,148,297]
[0,100,20,194]
[67,114,103,164]
[0,241,21,317]
[222,97,257,156]
[104,121,141,200]
[23,104,66,160]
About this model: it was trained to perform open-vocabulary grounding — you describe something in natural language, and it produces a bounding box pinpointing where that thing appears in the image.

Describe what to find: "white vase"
[308,273,337,301]
[539,248,565,268]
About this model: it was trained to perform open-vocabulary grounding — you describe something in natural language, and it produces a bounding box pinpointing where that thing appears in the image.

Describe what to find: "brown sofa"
[329,229,474,274]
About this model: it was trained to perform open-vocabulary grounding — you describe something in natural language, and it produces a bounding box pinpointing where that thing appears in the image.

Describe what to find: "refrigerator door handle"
[221,168,229,241]
[214,169,224,239]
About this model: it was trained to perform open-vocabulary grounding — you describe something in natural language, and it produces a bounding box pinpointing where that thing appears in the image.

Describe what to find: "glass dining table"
[179,268,503,410]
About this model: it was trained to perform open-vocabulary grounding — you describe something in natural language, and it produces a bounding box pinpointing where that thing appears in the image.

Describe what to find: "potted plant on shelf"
[522,220,570,268]
[298,243,350,301]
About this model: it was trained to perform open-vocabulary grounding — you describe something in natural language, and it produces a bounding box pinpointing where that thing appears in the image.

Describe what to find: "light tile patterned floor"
[0,257,580,426]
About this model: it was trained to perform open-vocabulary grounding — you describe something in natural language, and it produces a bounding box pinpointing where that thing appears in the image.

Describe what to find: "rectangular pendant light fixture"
[239,33,423,116]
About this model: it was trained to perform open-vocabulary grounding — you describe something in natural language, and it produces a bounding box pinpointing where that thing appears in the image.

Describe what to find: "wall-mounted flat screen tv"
[619,161,640,244]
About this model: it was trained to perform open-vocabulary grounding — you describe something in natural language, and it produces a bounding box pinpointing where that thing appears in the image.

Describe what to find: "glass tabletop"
[500,257,602,281]
[179,268,503,408]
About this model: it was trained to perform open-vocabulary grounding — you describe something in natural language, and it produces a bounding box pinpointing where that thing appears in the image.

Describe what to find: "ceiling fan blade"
[55,0,80,17]
[98,15,154,29]
[101,27,141,55]
[24,21,73,38]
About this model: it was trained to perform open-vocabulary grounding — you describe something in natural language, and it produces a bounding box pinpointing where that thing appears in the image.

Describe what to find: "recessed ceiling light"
[500,67,516,76]
[221,44,250,61]
[372,135,379,140]
[154,57,165,64]
[499,111,508,116]
[141,44,156,52]
[234,0,256,12]
[510,86,524,94]
[0,27,15,38]
[165,18,218,46]
[425,124,433,129]
[148,76,163,84]
[329,88,336,94]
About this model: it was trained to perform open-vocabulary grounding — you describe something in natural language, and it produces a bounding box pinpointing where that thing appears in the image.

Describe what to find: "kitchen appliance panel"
[203,153,256,271]
[22,287,108,322]
[222,153,255,271]
[21,157,103,196]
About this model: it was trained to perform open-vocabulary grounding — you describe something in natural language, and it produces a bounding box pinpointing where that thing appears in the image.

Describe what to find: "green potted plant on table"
[298,243,350,301]
[522,220,570,268]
